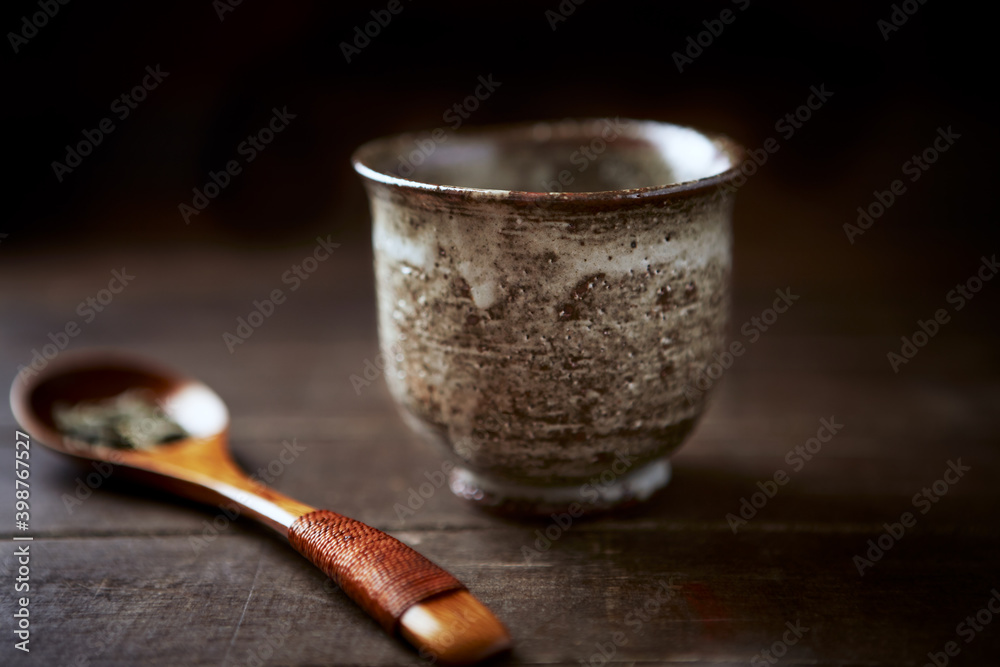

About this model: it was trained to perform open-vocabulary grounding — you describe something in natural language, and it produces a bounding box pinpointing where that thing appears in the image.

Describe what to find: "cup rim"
[352,118,745,204]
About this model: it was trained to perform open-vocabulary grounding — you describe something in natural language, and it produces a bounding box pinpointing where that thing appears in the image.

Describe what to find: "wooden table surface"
[2,234,998,666]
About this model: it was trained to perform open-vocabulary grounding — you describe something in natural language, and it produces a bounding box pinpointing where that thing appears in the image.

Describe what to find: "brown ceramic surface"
[354,119,743,510]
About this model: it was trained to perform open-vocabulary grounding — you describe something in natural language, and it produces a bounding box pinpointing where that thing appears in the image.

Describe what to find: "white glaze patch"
[372,198,431,269]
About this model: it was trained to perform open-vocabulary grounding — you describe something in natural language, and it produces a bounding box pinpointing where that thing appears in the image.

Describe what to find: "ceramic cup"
[353,118,743,514]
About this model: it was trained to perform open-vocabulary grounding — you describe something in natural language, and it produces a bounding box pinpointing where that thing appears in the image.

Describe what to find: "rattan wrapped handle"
[288,509,466,632]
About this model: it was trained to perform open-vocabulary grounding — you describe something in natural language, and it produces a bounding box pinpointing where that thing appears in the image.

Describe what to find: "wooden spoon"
[9,349,511,666]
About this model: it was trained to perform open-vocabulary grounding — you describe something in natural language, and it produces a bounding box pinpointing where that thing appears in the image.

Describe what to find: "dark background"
[5,0,998,338]
[4,1,995,249]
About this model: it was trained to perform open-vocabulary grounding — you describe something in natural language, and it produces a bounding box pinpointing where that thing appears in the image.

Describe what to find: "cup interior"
[355,119,738,194]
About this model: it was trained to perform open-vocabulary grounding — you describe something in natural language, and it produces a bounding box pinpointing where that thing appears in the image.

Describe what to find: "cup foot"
[448,458,671,516]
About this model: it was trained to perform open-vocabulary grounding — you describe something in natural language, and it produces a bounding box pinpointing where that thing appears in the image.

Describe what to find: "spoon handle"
[287,509,510,665]
[111,446,509,664]
[288,509,462,629]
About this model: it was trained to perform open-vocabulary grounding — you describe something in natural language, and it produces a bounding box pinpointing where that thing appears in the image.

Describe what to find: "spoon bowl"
[10,349,511,666]
[10,350,308,529]
[12,351,220,450]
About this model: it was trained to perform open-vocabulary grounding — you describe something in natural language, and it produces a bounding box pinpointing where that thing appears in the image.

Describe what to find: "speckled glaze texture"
[355,120,742,510]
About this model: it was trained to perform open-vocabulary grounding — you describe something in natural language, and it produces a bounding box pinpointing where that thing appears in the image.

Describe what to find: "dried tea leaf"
[53,389,188,450]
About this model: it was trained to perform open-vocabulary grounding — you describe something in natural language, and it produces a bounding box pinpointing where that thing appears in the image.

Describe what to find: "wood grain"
[1,246,998,666]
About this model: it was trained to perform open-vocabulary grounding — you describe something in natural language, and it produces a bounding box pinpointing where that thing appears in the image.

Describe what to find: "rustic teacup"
[353,118,743,514]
